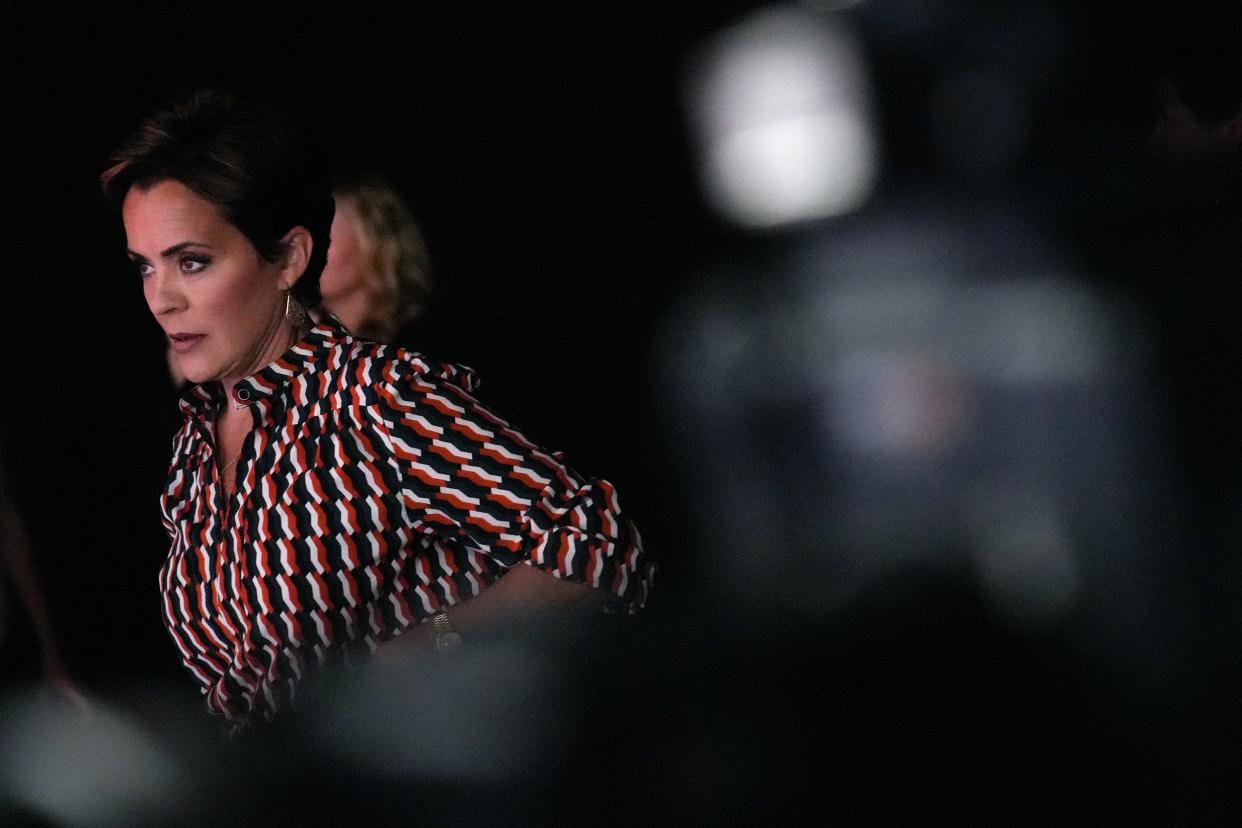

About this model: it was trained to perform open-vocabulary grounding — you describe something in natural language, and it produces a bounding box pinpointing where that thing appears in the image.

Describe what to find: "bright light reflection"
[686,6,878,228]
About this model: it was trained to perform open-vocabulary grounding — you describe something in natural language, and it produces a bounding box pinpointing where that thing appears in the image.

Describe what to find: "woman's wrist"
[430,608,463,652]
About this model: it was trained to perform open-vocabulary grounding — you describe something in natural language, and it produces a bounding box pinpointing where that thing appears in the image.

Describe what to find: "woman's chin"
[177,361,216,386]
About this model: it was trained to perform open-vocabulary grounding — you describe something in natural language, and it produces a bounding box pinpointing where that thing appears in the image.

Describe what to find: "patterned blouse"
[158,316,650,728]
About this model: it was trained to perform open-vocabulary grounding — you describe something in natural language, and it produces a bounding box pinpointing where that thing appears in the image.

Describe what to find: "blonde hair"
[333,178,431,341]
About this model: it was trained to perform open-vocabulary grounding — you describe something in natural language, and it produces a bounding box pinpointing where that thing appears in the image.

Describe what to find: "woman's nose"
[147,270,186,316]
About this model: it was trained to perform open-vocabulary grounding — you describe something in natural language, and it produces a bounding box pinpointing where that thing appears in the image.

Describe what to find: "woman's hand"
[373,563,607,664]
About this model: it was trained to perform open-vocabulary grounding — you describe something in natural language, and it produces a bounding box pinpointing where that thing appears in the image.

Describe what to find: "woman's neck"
[219,316,305,402]
[324,286,381,337]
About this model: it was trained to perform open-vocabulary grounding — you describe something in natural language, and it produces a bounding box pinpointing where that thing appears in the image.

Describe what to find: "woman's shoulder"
[326,334,480,404]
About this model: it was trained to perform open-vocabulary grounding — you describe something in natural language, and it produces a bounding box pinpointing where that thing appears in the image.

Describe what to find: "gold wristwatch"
[431,609,463,652]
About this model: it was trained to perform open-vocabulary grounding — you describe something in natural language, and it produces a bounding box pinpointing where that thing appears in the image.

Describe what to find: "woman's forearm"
[0,497,65,666]
[376,563,606,658]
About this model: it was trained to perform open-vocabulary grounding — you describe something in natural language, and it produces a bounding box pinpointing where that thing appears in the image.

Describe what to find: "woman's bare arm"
[375,563,608,659]
[0,460,86,705]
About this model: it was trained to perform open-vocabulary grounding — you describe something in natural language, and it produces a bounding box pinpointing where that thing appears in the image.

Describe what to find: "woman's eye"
[135,261,153,279]
[180,256,209,274]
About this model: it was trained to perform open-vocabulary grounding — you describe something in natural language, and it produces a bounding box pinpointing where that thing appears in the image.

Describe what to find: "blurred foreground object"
[0,689,198,825]
[667,0,1179,728]
[661,208,1162,641]
[683,5,878,227]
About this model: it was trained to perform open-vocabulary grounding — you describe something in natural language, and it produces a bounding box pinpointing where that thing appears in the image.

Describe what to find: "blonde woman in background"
[319,176,432,342]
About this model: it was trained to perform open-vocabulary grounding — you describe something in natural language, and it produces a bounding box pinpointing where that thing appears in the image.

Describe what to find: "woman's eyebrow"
[125,241,214,261]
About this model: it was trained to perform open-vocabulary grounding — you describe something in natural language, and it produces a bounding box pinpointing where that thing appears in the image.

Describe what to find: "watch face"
[436,631,464,651]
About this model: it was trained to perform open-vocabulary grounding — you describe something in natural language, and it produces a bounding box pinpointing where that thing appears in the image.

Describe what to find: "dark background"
[3,1,1241,819]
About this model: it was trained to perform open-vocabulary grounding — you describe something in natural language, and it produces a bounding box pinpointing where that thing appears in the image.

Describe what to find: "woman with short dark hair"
[102,89,334,313]
[104,90,651,732]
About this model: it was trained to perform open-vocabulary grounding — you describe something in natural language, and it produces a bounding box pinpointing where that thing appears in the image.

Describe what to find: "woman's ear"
[279,226,314,290]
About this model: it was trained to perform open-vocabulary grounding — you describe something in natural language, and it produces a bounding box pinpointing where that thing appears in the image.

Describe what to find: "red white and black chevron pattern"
[158,316,650,729]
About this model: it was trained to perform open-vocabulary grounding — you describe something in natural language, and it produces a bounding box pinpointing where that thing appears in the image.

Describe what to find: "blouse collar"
[178,314,352,419]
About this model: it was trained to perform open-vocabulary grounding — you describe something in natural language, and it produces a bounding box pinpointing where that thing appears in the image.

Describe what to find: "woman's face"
[123,179,295,386]
[319,198,368,301]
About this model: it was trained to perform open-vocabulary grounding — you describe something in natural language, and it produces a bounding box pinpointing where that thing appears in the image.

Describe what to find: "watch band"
[431,609,463,652]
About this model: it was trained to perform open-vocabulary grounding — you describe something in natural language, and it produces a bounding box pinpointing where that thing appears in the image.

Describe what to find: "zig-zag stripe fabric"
[158,316,650,729]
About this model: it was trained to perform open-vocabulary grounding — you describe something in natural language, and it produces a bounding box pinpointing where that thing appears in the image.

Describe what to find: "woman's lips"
[169,334,206,354]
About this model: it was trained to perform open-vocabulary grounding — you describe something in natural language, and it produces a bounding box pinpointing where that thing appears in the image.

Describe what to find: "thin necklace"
[217,408,246,479]
[218,445,244,477]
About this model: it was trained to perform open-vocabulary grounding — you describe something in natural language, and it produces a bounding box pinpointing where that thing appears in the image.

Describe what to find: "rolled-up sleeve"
[375,361,652,613]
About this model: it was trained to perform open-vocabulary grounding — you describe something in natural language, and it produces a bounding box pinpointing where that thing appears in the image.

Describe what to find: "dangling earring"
[285,290,308,329]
